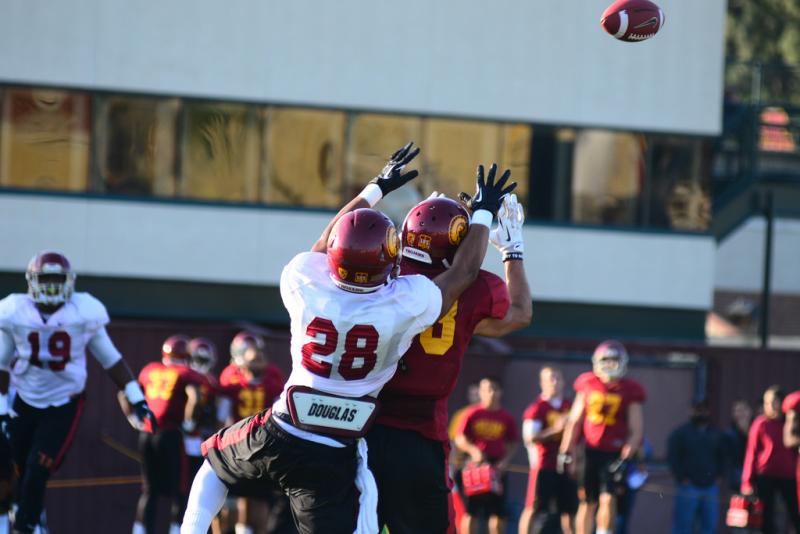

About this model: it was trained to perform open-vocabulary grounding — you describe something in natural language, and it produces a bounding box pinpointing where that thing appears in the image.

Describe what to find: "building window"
[0,88,91,191]
[180,101,262,202]
[93,95,179,197]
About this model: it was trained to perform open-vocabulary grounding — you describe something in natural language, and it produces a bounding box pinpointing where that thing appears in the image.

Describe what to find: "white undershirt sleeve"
[0,330,15,371]
[87,327,123,369]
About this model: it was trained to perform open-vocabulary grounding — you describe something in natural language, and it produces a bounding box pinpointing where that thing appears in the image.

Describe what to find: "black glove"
[458,163,516,218]
[368,141,420,196]
[133,401,158,432]
[608,457,630,486]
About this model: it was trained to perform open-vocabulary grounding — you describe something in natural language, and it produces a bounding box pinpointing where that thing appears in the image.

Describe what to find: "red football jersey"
[219,363,285,421]
[574,372,646,452]
[523,397,572,471]
[139,361,206,432]
[376,268,510,442]
[783,391,800,509]
[456,405,519,461]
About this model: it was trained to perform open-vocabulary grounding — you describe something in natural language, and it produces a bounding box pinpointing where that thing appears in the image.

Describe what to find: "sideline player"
[454,377,519,534]
[217,331,290,534]
[783,390,800,514]
[0,251,155,534]
[519,367,576,534]
[120,335,204,534]
[366,192,532,534]
[558,341,645,534]
[181,144,516,533]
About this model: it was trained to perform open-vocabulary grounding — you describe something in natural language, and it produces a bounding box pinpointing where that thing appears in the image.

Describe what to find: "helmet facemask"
[27,271,76,307]
[591,341,629,381]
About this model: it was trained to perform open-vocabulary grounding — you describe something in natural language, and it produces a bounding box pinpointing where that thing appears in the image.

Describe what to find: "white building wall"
[0,193,716,310]
[0,0,726,135]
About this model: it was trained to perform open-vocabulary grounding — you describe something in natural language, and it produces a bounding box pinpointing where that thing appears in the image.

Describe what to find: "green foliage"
[726,0,800,104]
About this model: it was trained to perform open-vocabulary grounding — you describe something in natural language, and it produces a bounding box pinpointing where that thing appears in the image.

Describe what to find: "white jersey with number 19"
[278,252,442,402]
[0,292,119,408]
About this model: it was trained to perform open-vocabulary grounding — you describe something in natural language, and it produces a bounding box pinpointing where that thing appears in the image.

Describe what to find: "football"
[601,0,665,42]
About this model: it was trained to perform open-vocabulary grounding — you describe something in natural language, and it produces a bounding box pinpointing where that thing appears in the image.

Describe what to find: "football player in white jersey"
[181,143,516,534]
[0,251,156,534]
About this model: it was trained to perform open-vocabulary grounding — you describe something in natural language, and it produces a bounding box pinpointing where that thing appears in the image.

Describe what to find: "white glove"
[489,194,524,260]
[426,191,446,200]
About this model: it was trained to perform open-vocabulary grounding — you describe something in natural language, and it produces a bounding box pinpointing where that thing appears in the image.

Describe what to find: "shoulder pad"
[0,294,27,327]
[71,292,111,328]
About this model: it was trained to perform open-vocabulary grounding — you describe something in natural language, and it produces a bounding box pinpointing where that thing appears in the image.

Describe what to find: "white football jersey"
[0,292,111,408]
[278,252,442,400]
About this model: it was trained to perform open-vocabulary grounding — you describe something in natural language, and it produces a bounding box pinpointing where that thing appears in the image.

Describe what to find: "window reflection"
[94,96,179,196]
[181,102,261,202]
[571,130,645,226]
[0,88,90,191]
[262,108,345,207]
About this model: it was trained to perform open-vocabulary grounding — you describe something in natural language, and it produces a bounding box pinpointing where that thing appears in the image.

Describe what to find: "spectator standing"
[667,400,727,534]
[741,385,800,533]
[455,377,520,534]
[724,399,753,493]
[519,366,576,534]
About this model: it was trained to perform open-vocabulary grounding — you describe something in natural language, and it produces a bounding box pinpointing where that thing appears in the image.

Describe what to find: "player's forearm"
[559,420,577,454]
[0,370,8,395]
[107,359,137,390]
[503,259,532,329]
[785,412,800,448]
[532,426,564,443]
[454,435,481,457]
[623,403,644,458]
[311,197,371,253]
[434,221,489,317]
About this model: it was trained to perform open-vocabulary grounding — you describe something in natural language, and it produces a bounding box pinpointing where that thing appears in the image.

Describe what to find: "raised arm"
[433,164,516,319]
[474,194,532,336]
[311,142,420,253]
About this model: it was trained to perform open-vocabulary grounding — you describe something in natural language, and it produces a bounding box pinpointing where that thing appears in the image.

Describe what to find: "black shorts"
[526,468,578,515]
[10,394,84,474]
[579,448,620,504]
[463,471,508,519]
[139,429,189,497]
[365,424,451,534]
[203,411,358,534]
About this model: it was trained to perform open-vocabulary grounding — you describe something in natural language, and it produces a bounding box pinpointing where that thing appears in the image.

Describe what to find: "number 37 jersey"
[0,292,111,408]
[279,252,442,400]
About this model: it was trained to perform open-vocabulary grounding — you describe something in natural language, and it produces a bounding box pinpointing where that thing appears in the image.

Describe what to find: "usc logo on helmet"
[418,235,432,250]
[406,232,416,246]
[386,226,399,258]
[448,215,468,245]
[338,267,348,280]
[355,272,369,284]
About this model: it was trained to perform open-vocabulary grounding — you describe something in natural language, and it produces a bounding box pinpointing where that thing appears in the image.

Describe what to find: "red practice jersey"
[219,363,285,421]
[783,391,800,509]
[376,268,509,442]
[523,397,572,471]
[139,361,206,432]
[574,372,646,452]
[456,405,519,462]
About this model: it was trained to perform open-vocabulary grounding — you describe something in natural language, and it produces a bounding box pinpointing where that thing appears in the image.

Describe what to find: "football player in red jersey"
[366,193,532,534]
[783,390,800,511]
[558,341,645,534]
[519,366,576,534]
[454,377,519,534]
[119,335,204,534]
[218,331,289,534]
[0,251,154,534]
[182,145,515,534]
[186,338,221,474]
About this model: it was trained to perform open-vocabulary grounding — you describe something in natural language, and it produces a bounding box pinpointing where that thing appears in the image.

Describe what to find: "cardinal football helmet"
[189,337,217,374]
[401,197,469,271]
[592,340,629,381]
[327,208,400,293]
[230,331,265,367]
[162,334,192,366]
[26,251,76,307]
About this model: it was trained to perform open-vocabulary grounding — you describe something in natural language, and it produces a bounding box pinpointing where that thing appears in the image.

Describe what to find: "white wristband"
[124,380,145,405]
[471,209,493,228]
[0,393,7,416]
[359,183,384,207]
